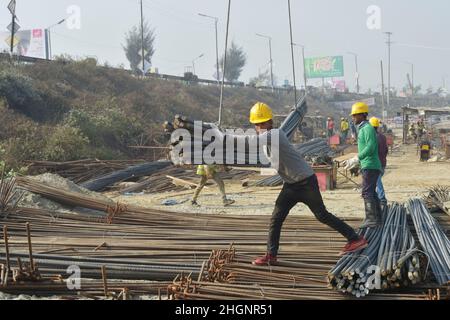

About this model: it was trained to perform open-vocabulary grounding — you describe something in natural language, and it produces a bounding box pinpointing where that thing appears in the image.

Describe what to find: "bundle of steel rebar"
[424,186,450,215]
[407,198,450,285]
[166,97,307,167]
[81,161,173,192]
[328,203,421,297]
[168,247,430,301]
[26,159,147,184]
[0,172,22,217]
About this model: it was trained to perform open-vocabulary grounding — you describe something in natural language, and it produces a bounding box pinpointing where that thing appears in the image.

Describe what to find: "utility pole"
[45,19,66,60]
[218,0,231,127]
[380,60,386,122]
[347,52,360,93]
[287,0,297,104]
[8,0,17,55]
[198,13,219,83]
[293,43,307,94]
[385,32,393,110]
[140,0,145,76]
[256,33,274,91]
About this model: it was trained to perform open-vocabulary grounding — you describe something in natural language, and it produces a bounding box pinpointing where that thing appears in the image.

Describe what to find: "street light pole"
[293,43,307,93]
[140,0,146,76]
[347,52,359,94]
[198,13,219,82]
[256,33,274,91]
[384,32,393,109]
[45,18,66,60]
[192,54,204,75]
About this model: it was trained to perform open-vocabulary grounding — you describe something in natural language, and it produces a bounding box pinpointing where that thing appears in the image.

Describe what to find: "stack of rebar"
[424,185,450,215]
[328,203,421,298]
[1,178,449,299]
[407,198,450,285]
[166,97,307,167]
[26,159,147,184]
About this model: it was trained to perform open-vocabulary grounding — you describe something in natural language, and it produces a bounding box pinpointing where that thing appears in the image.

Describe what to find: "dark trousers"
[361,169,380,201]
[267,175,359,256]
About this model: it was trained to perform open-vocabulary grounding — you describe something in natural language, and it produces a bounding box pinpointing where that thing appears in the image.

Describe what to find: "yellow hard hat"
[369,117,380,128]
[351,102,369,116]
[249,102,273,124]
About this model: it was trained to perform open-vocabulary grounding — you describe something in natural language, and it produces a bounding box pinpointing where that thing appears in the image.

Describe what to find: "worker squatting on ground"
[345,102,383,229]
[191,165,235,207]
[370,117,388,208]
[244,103,368,266]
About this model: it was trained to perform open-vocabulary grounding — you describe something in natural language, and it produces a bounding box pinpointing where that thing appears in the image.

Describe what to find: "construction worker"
[370,117,388,207]
[191,165,235,207]
[419,133,432,162]
[326,117,335,138]
[245,102,367,266]
[345,102,382,228]
[409,123,417,142]
[340,117,350,144]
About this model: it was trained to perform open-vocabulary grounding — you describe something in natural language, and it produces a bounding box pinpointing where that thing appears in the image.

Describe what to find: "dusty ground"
[112,142,449,220]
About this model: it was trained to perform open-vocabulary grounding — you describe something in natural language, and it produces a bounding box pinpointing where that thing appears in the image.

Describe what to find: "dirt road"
[114,144,449,220]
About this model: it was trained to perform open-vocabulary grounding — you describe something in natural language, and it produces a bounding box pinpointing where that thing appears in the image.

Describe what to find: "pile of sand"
[16,173,114,212]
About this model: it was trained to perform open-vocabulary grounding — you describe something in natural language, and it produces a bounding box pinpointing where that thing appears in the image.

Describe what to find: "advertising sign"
[0,29,46,58]
[305,56,344,79]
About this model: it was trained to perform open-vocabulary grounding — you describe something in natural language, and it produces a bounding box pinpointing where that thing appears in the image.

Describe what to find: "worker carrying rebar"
[191,165,235,207]
[340,117,350,144]
[344,102,382,229]
[244,102,367,266]
[370,117,388,208]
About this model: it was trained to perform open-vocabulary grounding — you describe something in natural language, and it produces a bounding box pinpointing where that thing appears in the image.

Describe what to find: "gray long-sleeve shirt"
[225,129,314,184]
[263,129,315,184]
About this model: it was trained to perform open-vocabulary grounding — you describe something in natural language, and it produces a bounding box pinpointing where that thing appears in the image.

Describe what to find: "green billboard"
[305,56,344,79]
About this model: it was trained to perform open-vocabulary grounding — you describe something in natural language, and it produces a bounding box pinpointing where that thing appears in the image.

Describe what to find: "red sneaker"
[339,237,368,256]
[252,253,277,266]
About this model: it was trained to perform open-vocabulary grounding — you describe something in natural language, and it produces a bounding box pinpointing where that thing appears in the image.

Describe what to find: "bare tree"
[123,21,155,75]
[217,41,246,82]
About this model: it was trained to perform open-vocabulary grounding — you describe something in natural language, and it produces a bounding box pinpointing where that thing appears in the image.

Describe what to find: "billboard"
[333,97,376,110]
[0,29,46,59]
[331,80,347,92]
[305,56,344,79]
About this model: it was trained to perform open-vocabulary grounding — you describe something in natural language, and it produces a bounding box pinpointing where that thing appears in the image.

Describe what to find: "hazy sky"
[1,0,449,92]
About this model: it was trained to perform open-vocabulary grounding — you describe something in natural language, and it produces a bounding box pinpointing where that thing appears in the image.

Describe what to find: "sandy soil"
[113,143,449,219]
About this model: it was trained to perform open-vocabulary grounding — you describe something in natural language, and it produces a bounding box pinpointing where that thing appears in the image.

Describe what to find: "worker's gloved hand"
[344,156,360,170]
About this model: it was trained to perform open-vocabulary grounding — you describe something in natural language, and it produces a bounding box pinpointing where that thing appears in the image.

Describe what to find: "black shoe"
[191,200,200,207]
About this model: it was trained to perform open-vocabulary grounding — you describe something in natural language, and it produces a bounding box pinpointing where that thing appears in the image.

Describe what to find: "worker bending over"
[370,117,388,208]
[244,103,367,266]
[192,165,235,207]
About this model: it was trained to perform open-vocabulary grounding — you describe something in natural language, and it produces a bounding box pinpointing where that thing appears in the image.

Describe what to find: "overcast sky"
[1,0,449,92]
